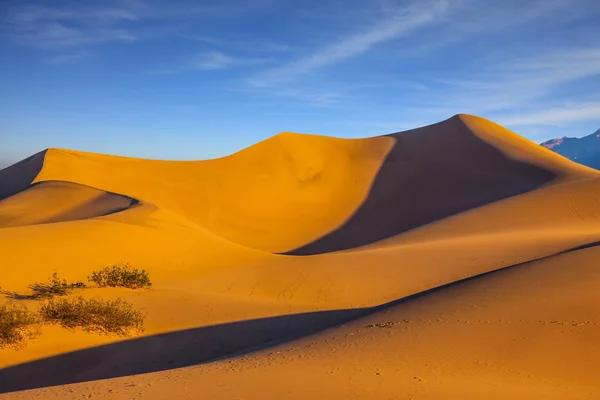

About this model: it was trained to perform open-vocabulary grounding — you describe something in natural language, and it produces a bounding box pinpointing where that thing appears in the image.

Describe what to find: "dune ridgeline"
[1,114,599,399]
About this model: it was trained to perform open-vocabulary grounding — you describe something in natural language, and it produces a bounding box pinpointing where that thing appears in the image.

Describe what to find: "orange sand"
[1,114,599,398]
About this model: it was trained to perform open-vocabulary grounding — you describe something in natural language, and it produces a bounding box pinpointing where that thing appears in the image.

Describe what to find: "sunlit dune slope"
[5,114,596,254]
[0,180,136,228]
[3,239,599,399]
[29,134,393,252]
[185,245,599,400]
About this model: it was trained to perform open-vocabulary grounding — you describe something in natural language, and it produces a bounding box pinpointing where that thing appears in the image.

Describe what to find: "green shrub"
[39,296,145,336]
[0,302,40,349]
[88,264,152,289]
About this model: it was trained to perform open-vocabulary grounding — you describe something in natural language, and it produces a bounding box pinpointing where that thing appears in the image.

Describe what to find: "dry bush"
[2,272,86,300]
[88,263,151,289]
[39,296,145,336]
[0,302,40,349]
[29,272,87,299]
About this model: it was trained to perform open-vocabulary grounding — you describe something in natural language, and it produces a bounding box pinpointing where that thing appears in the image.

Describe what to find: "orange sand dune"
[0,180,136,228]
[6,114,594,254]
[1,114,600,398]
[287,114,594,254]
[30,134,394,252]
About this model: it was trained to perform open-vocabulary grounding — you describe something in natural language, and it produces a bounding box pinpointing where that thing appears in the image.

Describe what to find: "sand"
[1,114,599,398]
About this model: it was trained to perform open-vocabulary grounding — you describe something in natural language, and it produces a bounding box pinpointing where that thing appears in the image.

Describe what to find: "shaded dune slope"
[0,150,46,202]
[286,114,586,254]
[0,180,138,228]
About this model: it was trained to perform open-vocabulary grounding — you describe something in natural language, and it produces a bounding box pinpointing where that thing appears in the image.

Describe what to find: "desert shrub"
[28,272,87,299]
[0,302,40,349]
[88,264,151,289]
[39,296,145,336]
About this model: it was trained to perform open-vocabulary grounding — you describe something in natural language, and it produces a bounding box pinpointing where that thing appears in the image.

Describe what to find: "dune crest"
[2,115,595,254]
[286,114,593,254]
[26,134,395,252]
[0,150,46,202]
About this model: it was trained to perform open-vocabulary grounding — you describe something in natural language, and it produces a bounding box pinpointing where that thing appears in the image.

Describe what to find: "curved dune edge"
[0,150,46,202]
[459,114,599,178]
[0,180,139,229]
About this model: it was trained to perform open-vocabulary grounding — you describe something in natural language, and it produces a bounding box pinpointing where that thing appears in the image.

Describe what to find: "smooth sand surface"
[0,181,136,228]
[1,114,599,398]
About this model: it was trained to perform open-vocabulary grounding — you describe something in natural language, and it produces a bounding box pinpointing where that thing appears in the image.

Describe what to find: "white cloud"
[11,6,139,24]
[191,51,273,70]
[14,23,137,47]
[401,45,600,119]
[151,51,274,74]
[498,103,600,126]
[251,0,453,86]
[7,3,141,48]
[45,52,93,65]
[192,51,238,70]
[185,35,291,53]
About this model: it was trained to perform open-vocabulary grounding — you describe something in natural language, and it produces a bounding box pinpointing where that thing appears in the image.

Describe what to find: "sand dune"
[1,114,599,398]
[287,114,590,254]
[29,133,393,253]
[0,180,136,228]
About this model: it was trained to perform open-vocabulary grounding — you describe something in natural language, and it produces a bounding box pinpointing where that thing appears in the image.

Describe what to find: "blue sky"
[1,0,600,164]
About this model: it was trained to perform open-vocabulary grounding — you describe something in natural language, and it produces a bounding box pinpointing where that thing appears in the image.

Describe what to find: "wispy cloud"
[151,51,274,74]
[499,102,600,126]
[251,0,453,86]
[496,47,600,85]
[234,86,342,107]
[185,35,291,53]
[4,0,278,50]
[10,5,139,24]
[192,51,271,70]
[45,51,93,65]
[401,45,600,117]
[6,3,141,48]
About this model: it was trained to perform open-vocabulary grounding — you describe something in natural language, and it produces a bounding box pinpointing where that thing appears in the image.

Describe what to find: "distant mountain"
[541,129,600,169]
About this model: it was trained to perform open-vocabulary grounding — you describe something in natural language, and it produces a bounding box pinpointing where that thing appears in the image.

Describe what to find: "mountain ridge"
[541,128,600,169]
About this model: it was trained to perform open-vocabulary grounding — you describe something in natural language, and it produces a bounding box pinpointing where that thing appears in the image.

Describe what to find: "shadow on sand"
[2,239,599,394]
[0,308,367,394]
[0,150,46,202]
[285,116,556,255]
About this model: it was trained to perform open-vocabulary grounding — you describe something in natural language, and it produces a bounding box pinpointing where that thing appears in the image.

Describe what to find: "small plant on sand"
[88,263,152,289]
[29,272,87,299]
[39,296,145,336]
[1,273,86,300]
[0,302,40,349]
